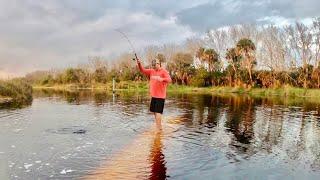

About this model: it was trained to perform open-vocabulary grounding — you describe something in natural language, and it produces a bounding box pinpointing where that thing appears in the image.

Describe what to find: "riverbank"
[0,96,13,104]
[33,82,320,99]
[0,79,33,106]
[33,81,148,91]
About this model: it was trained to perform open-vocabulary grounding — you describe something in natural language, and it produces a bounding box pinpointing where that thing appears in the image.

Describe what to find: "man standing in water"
[136,58,172,131]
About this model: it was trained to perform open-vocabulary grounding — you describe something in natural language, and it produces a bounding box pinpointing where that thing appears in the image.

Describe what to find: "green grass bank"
[33,81,320,99]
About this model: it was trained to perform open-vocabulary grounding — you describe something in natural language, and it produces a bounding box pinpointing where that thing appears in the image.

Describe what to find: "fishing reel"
[132,53,138,61]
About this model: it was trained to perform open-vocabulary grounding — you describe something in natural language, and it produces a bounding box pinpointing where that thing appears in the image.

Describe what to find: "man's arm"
[137,59,152,76]
[161,70,172,83]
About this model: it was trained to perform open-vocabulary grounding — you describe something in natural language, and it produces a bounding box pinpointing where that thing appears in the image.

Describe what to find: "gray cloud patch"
[176,0,320,31]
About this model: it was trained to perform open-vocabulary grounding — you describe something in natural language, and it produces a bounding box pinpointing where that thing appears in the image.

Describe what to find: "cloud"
[175,0,320,31]
[0,0,194,76]
[0,0,319,77]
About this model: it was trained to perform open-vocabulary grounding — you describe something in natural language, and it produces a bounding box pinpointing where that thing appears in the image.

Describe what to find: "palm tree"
[236,38,256,85]
[170,52,194,85]
[226,48,240,85]
[312,65,320,88]
[204,48,219,72]
[196,47,219,72]
[196,47,206,65]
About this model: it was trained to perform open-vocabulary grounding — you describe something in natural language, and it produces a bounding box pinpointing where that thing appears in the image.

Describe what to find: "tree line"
[26,18,320,88]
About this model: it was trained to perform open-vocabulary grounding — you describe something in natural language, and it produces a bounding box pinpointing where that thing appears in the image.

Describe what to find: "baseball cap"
[151,58,161,66]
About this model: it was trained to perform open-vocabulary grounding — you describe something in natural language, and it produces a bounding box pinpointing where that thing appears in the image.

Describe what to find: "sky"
[0,0,320,78]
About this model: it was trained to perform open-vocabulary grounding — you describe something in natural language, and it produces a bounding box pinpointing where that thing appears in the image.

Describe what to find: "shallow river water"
[1,89,320,179]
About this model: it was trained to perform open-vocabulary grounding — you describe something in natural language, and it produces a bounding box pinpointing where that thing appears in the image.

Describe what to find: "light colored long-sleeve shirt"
[138,62,172,99]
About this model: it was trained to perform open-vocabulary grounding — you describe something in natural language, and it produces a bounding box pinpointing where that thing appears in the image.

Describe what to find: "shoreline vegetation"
[26,19,320,98]
[33,81,320,99]
[0,79,33,107]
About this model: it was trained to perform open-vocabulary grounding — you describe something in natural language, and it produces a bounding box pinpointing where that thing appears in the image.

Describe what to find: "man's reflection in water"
[149,130,167,180]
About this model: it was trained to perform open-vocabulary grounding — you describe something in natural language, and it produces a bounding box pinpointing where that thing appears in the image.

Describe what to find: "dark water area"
[1,89,320,179]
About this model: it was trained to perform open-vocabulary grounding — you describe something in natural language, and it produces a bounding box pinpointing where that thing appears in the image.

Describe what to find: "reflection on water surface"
[0,89,320,179]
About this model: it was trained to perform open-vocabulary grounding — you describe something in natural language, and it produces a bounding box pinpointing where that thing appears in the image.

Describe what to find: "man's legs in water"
[154,113,162,131]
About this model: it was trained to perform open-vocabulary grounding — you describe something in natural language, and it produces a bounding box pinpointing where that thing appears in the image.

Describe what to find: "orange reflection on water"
[149,131,167,180]
[84,128,168,180]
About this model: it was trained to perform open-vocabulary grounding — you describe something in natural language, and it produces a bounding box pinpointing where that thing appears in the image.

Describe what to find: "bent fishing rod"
[115,29,139,61]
